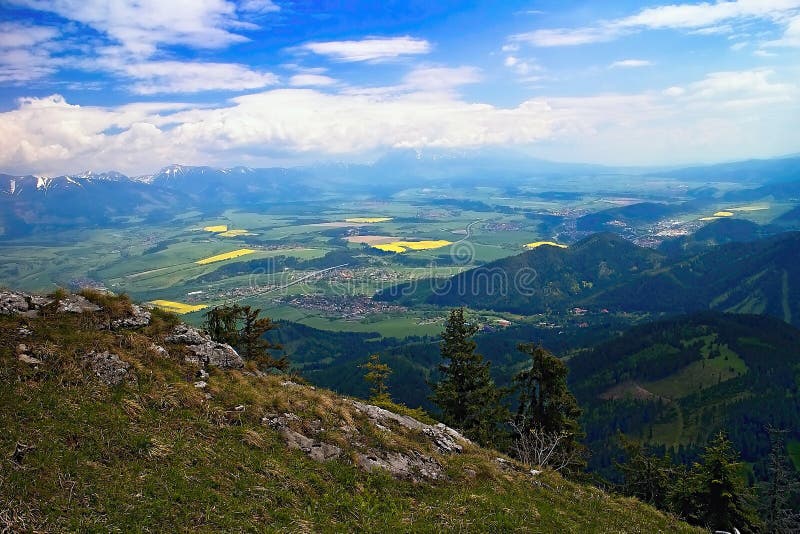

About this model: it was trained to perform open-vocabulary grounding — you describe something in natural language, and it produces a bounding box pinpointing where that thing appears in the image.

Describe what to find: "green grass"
[0,302,700,533]
[644,346,747,399]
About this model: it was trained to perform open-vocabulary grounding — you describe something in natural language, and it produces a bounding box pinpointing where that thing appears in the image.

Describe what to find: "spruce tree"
[430,308,508,447]
[693,431,760,533]
[512,342,585,472]
[759,427,800,533]
[205,304,286,371]
[361,353,392,402]
[615,434,674,509]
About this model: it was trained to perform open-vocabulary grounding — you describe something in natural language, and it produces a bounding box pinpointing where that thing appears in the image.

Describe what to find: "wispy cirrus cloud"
[298,36,431,62]
[5,0,281,93]
[0,22,61,82]
[8,0,276,56]
[512,0,800,47]
[610,59,654,69]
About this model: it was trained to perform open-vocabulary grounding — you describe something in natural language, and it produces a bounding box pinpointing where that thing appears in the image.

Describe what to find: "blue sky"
[1,0,799,175]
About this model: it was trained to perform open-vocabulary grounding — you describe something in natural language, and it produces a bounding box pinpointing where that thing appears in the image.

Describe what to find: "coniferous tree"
[759,427,800,533]
[512,342,585,472]
[205,304,286,371]
[691,431,760,533]
[361,353,392,402]
[615,434,674,509]
[431,308,508,447]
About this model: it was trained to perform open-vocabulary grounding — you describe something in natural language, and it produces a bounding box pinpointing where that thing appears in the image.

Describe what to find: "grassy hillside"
[567,312,800,481]
[0,291,698,532]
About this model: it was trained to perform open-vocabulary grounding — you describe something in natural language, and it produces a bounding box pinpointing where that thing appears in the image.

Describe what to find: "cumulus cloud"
[512,0,800,47]
[1,67,796,175]
[299,36,431,62]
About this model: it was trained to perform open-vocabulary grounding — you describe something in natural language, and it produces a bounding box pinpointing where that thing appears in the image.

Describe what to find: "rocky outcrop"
[165,324,208,345]
[356,450,444,481]
[111,304,151,329]
[0,290,50,317]
[352,400,469,454]
[165,324,244,369]
[57,295,101,314]
[263,402,469,481]
[83,350,133,386]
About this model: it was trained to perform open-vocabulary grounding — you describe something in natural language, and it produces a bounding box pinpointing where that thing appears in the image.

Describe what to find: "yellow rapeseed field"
[373,240,452,253]
[150,300,208,314]
[196,249,256,265]
[218,229,253,237]
[524,241,568,249]
[345,217,393,223]
[203,225,228,232]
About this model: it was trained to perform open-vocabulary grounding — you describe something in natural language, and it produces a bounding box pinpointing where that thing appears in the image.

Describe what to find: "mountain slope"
[378,233,664,314]
[587,232,800,326]
[567,312,800,481]
[0,290,697,532]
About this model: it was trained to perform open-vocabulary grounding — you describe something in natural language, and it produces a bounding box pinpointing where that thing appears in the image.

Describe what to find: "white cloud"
[289,74,338,87]
[504,56,541,76]
[663,86,686,96]
[764,13,800,46]
[610,59,654,68]
[9,0,268,56]
[512,26,622,47]
[512,0,800,47]
[1,68,796,175]
[0,22,60,82]
[730,41,748,50]
[238,0,279,14]
[122,61,278,94]
[299,36,431,62]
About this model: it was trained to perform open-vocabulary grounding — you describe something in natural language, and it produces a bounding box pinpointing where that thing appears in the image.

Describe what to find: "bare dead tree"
[509,420,582,472]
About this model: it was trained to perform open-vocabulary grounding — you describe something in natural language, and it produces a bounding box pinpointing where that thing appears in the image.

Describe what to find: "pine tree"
[361,353,392,402]
[616,434,674,509]
[430,308,508,447]
[692,431,760,533]
[512,342,585,472]
[759,427,800,533]
[205,304,286,371]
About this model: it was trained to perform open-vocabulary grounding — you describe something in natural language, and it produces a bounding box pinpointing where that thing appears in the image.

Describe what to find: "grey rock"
[356,450,444,481]
[57,295,101,314]
[185,341,244,369]
[83,350,133,386]
[165,324,208,346]
[352,400,469,454]
[281,428,342,462]
[166,324,244,369]
[111,304,151,329]
[0,290,37,316]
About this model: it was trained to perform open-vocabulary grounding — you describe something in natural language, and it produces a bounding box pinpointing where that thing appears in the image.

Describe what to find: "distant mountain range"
[2,153,799,238]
